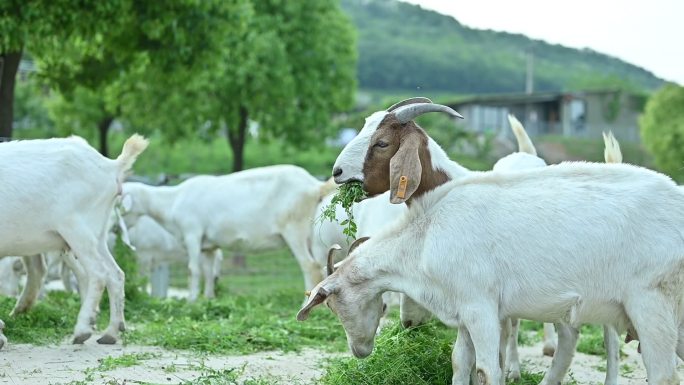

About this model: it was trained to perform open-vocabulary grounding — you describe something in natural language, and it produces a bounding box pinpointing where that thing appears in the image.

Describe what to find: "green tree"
[125,0,357,171]
[41,0,250,155]
[0,0,124,139]
[640,83,684,182]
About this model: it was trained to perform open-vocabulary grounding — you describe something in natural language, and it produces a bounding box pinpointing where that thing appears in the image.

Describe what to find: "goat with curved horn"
[387,97,433,112]
[393,103,463,123]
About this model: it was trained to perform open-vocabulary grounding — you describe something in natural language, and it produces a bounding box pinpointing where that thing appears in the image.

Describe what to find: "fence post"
[150,263,170,298]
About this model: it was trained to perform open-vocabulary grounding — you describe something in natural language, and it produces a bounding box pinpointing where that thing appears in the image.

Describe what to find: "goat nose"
[332,167,343,177]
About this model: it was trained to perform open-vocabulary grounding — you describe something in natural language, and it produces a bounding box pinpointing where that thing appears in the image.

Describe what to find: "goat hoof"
[507,370,521,381]
[118,322,126,332]
[542,344,556,357]
[72,332,92,344]
[97,334,117,345]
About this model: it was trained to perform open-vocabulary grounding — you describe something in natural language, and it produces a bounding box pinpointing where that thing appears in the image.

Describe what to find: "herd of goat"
[0,97,682,385]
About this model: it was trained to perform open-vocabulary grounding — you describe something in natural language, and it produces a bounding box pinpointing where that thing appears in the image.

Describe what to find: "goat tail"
[318,177,338,202]
[116,134,149,180]
[602,131,623,164]
[507,114,537,156]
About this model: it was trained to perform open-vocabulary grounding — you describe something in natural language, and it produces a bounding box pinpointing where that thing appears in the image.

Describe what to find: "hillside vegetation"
[342,0,663,94]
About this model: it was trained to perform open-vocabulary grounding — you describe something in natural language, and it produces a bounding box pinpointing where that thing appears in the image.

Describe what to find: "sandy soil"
[0,336,681,384]
[517,341,684,384]
[0,339,337,385]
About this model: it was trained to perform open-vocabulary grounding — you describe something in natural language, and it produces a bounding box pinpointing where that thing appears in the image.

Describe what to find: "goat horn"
[327,244,342,276]
[387,97,433,112]
[393,103,464,123]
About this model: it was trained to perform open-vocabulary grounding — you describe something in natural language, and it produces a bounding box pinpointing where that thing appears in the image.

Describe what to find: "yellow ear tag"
[396,176,408,199]
[304,291,311,297]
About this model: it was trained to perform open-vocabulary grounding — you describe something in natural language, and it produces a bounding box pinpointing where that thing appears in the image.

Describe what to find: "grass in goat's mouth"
[318,181,367,240]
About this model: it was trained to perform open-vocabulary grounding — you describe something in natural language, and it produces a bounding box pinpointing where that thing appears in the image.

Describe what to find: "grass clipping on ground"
[319,181,367,240]
[320,321,554,385]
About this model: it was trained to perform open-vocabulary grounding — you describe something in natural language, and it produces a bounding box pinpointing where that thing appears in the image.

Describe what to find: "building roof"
[447,89,628,107]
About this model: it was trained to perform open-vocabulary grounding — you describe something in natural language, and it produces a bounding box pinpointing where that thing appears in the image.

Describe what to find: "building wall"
[564,92,642,142]
[453,91,643,143]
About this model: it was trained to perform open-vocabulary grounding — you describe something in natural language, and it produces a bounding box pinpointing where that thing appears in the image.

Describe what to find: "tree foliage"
[37,0,251,155]
[0,0,125,137]
[122,0,357,171]
[28,0,356,168]
[639,83,684,182]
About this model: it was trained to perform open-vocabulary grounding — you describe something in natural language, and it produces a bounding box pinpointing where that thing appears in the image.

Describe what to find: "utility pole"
[525,47,534,94]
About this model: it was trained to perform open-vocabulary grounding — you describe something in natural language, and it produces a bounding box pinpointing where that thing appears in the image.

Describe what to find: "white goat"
[0,134,148,347]
[126,215,223,298]
[302,102,684,385]
[312,112,548,330]
[330,104,622,384]
[122,165,336,300]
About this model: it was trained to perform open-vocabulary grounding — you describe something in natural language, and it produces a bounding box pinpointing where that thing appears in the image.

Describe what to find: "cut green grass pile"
[321,322,455,385]
[320,321,571,385]
[319,181,367,240]
[123,290,346,354]
[95,352,160,371]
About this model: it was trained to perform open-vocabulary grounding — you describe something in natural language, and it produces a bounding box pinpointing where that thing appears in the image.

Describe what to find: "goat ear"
[389,132,422,204]
[349,236,370,255]
[297,287,330,321]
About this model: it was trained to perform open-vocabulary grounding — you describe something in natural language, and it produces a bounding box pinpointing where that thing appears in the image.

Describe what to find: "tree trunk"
[0,50,23,140]
[227,106,248,172]
[98,115,114,157]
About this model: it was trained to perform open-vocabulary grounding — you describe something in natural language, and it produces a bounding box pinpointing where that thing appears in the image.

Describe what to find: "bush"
[640,83,684,182]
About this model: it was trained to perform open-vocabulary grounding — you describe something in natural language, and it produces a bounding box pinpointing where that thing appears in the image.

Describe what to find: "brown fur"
[361,115,448,205]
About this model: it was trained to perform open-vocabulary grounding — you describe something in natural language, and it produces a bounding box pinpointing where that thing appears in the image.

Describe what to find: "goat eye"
[375,140,388,148]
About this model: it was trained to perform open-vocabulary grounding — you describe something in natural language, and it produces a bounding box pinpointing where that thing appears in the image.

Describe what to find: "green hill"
[341,0,664,94]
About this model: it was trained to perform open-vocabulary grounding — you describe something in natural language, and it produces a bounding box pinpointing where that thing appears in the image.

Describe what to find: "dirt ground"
[0,336,682,384]
[0,339,336,385]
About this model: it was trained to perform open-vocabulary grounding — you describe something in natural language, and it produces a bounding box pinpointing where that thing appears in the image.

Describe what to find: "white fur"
[307,162,684,385]
[122,165,333,300]
[0,134,148,347]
